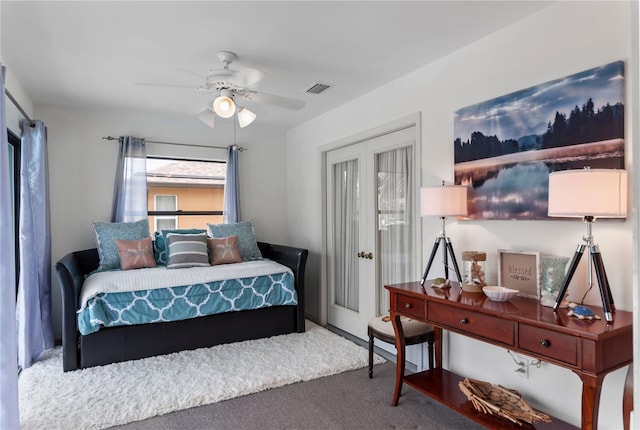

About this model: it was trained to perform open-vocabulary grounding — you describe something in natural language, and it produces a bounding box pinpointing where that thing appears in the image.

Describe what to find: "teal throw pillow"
[154,229,207,265]
[207,220,262,261]
[93,219,151,272]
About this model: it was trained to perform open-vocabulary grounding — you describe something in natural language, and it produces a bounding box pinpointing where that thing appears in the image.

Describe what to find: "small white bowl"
[482,286,518,302]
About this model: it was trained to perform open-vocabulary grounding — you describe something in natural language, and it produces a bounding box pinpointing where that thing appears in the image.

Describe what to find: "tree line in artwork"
[454,98,624,163]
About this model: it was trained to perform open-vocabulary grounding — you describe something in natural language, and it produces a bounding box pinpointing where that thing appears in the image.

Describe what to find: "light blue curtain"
[0,65,20,429]
[16,119,54,370]
[223,144,240,223]
[111,136,147,222]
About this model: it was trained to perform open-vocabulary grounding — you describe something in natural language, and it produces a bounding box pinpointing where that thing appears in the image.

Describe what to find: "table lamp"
[420,182,468,286]
[547,168,627,322]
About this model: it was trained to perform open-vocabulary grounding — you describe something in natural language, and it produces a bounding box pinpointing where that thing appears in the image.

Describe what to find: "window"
[146,157,225,235]
[8,130,20,292]
[154,195,178,231]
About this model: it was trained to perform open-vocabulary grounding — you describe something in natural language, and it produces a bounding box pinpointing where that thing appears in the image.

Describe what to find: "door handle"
[366,252,373,260]
[357,251,364,258]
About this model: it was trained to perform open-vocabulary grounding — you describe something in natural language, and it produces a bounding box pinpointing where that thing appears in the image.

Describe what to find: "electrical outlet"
[515,359,529,378]
[508,350,528,378]
[508,350,541,379]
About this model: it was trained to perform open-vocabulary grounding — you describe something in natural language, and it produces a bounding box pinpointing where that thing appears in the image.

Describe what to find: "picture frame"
[453,60,625,220]
[497,250,541,299]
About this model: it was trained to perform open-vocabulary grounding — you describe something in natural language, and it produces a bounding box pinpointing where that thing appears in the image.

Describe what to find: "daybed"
[56,241,308,371]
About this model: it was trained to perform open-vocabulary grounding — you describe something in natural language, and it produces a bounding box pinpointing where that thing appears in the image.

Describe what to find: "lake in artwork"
[453,61,625,220]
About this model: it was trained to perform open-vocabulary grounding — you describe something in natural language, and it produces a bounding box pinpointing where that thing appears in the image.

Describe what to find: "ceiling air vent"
[305,82,331,94]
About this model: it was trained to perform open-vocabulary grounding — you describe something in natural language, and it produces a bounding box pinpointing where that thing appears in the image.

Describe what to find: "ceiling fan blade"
[237,66,263,87]
[249,91,306,110]
[174,66,206,79]
[206,67,262,88]
[135,82,198,89]
[218,51,264,86]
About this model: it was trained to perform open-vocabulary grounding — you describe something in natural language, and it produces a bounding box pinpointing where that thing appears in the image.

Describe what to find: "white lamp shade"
[420,185,468,217]
[237,107,257,128]
[548,169,627,218]
[213,94,236,118]
[197,108,215,128]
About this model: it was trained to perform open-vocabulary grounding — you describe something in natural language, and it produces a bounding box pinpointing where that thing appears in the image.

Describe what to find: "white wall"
[286,2,635,428]
[38,104,290,339]
[2,57,35,132]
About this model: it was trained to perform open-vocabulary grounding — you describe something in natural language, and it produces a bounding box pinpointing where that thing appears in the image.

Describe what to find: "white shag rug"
[19,321,384,430]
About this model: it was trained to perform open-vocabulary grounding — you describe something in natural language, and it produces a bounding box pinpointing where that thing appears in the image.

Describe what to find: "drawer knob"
[460,318,468,325]
[540,339,550,348]
[405,303,412,309]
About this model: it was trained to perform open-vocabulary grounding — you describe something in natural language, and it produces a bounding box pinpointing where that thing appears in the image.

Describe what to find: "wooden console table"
[386,282,633,430]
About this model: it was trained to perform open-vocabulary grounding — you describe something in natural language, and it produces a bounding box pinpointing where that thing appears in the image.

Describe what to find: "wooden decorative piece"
[458,377,552,426]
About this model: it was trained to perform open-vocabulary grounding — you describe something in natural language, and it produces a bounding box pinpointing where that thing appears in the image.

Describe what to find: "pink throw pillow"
[115,237,157,270]
[208,236,243,265]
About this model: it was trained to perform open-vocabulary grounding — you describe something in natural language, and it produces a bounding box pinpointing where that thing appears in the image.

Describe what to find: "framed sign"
[497,250,541,299]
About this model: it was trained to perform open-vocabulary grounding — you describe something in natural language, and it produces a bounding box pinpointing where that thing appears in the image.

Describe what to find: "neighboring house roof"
[147,160,226,187]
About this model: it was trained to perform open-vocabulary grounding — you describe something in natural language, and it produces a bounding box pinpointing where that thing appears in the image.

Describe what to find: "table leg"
[433,327,443,369]
[577,372,604,430]
[623,364,633,430]
[391,312,406,406]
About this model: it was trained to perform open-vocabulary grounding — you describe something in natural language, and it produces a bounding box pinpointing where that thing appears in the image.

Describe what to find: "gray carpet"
[110,360,484,430]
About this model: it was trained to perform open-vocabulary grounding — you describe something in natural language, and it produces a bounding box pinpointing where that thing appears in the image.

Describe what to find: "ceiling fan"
[195,51,306,128]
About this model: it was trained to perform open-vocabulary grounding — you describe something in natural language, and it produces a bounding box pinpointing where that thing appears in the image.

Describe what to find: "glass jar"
[461,251,487,292]
[540,255,570,307]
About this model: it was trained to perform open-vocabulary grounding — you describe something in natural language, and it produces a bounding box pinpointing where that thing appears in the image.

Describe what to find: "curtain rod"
[101,136,246,152]
[5,88,33,122]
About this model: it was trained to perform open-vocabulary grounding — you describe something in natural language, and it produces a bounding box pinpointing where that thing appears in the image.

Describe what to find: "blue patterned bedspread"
[77,272,296,335]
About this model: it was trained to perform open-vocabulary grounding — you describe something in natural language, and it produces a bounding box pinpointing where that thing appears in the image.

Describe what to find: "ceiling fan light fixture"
[213,90,236,118]
[237,107,257,128]
[197,108,216,128]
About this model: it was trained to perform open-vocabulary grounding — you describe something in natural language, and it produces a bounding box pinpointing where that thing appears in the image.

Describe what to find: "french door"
[325,126,418,339]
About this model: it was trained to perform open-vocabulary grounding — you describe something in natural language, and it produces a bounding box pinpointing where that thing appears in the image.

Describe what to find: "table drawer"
[396,294,425,320]
[428,302,515,346]
[519,324,577,366]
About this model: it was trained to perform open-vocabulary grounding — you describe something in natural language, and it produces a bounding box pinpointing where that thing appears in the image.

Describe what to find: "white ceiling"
[2,1,552,138]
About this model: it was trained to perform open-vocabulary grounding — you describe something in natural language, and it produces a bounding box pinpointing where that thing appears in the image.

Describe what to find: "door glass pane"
[332,159,359,312]
[377,146,414,315]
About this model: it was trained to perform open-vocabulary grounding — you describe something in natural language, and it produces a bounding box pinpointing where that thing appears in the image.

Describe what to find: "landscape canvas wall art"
[453,61,624,220]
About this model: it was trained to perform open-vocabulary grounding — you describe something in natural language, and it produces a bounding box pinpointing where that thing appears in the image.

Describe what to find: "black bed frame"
[56,241,308,371]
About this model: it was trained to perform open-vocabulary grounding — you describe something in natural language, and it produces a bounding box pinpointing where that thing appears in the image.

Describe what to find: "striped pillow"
[153,228,207,266]
[165,233,210,269]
